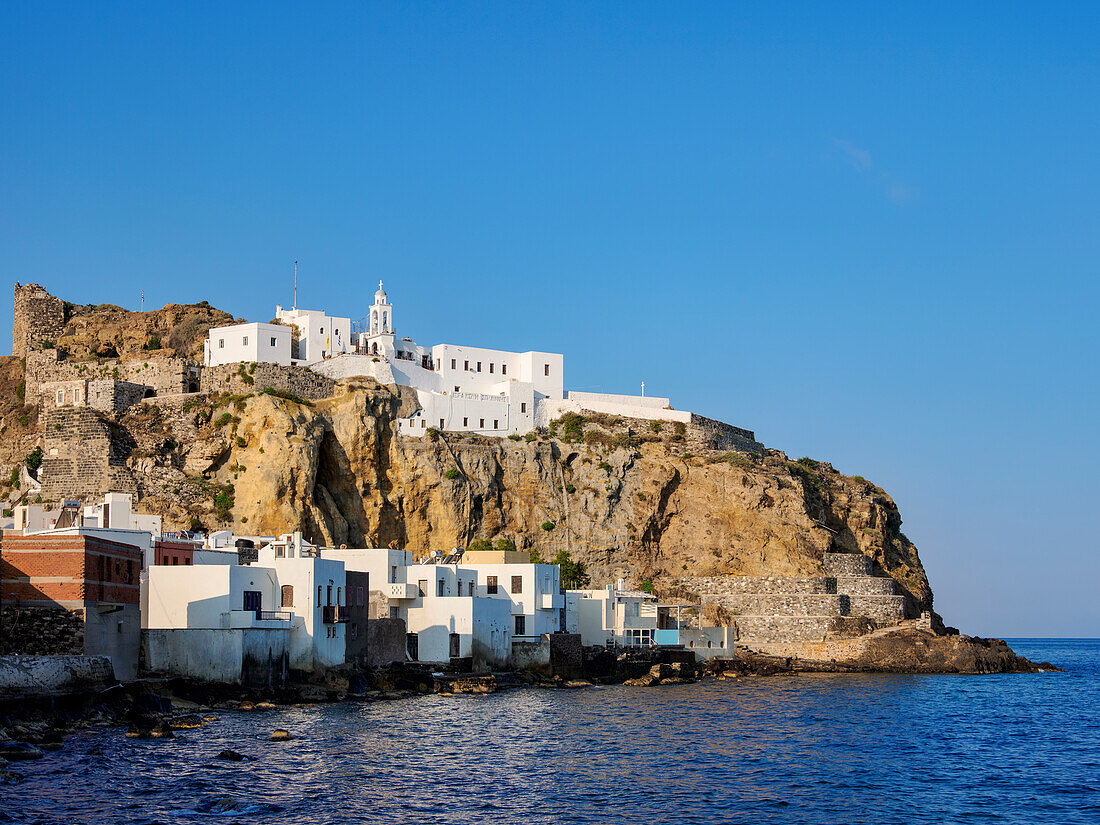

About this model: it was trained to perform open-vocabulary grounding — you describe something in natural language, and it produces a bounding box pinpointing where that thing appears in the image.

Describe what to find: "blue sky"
[2,2,1096,637]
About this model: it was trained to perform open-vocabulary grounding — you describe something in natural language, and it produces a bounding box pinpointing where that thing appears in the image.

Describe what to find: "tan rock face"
[7,370,932,617]
[53,301,233,359]
[127,384,929,615]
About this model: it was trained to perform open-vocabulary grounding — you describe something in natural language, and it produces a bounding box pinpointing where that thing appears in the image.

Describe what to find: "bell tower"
[365,280,396,356]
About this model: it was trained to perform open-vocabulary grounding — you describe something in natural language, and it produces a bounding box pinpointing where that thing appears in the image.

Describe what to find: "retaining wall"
[703,593,849,617]
[201,363,335,400]
[677,576,836,596]
[823,552,872,576]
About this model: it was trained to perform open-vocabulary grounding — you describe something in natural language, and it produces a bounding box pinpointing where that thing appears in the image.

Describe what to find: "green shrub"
[636,491,647,501]
[640,580,653,593]
[18,414,29,428]
[9,466,19,488]
[467,538,493,552]
[649,421,662,433]
[598,461,612,473]
[524,433,536,443]
[236,436,246,448]
[796,457,819,470]
[553,550,589,588]
[611,432,635,449]
[494,537,517,553]
[541,521,555,531]
[248,363,257,374]
[565,483,576,494]
[508,434,522,441]
[444,468,461,480]
[15,380,24,400]
[215,412,234,427]
[681,452,693,460]
[2,509,11,518]
[555,412,585,442]
[674,421,686,436]
[25,446,43,473]
[238,364,254,385]
[528,547,545,563]
[427,427,440,440]
[144,334,161,350]
[188,516,204,533]
[213,484,234,521]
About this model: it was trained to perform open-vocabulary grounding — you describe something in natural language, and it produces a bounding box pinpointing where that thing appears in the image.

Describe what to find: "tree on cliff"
[553,550,590,589]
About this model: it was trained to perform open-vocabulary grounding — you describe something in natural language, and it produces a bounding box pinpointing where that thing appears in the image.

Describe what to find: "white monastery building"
[202,277,693,436]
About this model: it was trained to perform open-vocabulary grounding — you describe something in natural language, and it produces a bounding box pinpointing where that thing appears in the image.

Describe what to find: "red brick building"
[0,531,142,679]
[153,539,195,567]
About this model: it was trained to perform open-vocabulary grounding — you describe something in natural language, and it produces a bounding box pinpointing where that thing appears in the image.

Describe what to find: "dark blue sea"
[4,639,1097,824]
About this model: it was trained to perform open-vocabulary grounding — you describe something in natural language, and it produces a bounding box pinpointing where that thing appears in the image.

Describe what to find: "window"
[521,402,527,413]
[451,359,456,369]
[464,360,469,370]
[327,585,333,606]
[320,327,324,335]
[56,390,63,404]
[185,558,191,565]
[487,576,498,595]
[502,364,507,375]
[489,363,494,373]
[479,418,484,428]
[511,576,523,594]
[270,337,277,347]
[418,579,427,596]
[544,364,550,376]
[390,565,397,584]
[421,420,426,428]
[463,417,468,426]
[437,579,445,597]
[218,338,225,348]
[455,386,460,393]
[242,336,248,346]
[493,419,498,429]
[477,361,482,372]
[162,555,169,564]
[281,585,294,607]
[172,556,178,565]
[439,418,445,428]
[457,580,463,596]
[515,616,526,635]
[337,586,342,606]
[317,585,322,605]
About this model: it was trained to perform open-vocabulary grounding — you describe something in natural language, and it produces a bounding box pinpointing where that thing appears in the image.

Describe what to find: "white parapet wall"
[538,391,692,427]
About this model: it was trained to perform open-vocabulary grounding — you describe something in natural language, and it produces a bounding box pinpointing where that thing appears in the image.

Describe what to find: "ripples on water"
[5,640,1098,825]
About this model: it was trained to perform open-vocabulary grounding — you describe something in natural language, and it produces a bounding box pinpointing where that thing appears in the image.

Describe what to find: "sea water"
[5,639,1098,824]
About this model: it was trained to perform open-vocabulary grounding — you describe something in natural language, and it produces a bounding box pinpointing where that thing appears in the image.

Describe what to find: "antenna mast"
[293,260,298,310]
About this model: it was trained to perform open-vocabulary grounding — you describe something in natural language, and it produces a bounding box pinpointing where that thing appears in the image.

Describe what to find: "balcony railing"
[258,610,293,622]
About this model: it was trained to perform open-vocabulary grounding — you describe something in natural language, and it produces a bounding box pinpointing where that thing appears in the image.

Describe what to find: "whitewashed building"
[275,305,352,362]
[203,322,292,367]
[461,557,564,640]
[566,586,660,647]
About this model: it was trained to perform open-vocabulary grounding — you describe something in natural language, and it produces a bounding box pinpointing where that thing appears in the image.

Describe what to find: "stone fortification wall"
[848,595,906,624]
[13,283,67,358]
[40,379,148,416]
[365,618,407,667]
[835,576,897,596]
[39,406,136,501]
[26,349,202,407]
[689,414,763,455]
[201,363,335,400]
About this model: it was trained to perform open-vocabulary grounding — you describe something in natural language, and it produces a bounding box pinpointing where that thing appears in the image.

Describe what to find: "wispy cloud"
[830,138,917,204]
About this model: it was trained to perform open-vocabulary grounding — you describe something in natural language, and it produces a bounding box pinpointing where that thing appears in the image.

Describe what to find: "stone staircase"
[672,553,906,650]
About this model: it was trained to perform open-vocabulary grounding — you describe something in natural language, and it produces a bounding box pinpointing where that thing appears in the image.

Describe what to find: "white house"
[566,586,660,647]
[318,546,413,618]
[461,557,564,640]
[275,305,352,363]
[258,533,347,672]
[203,321,292,367]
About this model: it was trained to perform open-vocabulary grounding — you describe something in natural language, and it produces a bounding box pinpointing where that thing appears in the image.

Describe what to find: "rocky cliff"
[65,380,930,618]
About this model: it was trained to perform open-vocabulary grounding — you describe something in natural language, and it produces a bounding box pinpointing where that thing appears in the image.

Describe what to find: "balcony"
[226,610,293,629]
[322,606,346,624]
[538,593,564,610]
[387,582,419,600]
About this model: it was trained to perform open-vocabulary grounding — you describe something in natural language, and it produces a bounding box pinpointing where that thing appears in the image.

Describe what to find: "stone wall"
[549,633,583,679]
[675,575,836,595]
[201,363,335,401]
[0,606,84,655]
[26,349,202,406]
[688,414,764,455]
[823,552,873,576]
[13,283,67,359]
[704,593,849,617]
[365,617,407,667]
[39,406,137,501]
[40,379,148,416]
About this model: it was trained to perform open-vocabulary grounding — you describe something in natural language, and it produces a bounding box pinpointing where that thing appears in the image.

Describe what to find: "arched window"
[281,585,294,607]
[382,311,388,329]
[371,342,378,355]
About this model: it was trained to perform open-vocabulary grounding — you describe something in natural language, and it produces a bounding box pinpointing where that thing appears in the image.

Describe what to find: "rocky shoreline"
[0,633,1059,783]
